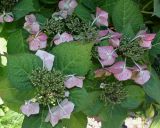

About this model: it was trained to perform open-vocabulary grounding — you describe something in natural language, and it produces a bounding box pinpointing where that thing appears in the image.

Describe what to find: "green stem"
[141,11,153,15]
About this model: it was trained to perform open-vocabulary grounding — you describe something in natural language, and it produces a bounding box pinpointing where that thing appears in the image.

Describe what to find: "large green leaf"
[61,112,87,128]
[143,69,160,104]
[7,30,27,54]
[51,42,93,76]
[74,4,92,23]
[112,0,143,33]
[121,85,145,109]
[13,0,38,20]
[69,88,90,112]
[99,105,127,128]
[22,108,52,128]
[0,68,34,112]
[7,54,42,90]
[150,113,160,128]
[101,0,118,15]
[154,0,160,18]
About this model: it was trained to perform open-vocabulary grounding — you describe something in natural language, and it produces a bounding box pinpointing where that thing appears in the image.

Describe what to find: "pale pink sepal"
[64,75,85,89]
[45,99,74,127]
[53,32,73,45]
[20,101,40,117]
[35,50,55,71]
[95,7,108,27]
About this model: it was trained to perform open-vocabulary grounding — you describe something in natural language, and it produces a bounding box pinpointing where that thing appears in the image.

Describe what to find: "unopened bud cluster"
[30,68,65,106]
[118,37,145,61]
[100,81,127,105]
[44,15,98,41]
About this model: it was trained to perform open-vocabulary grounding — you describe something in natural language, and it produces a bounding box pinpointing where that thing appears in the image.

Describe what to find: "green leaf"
[150,30,160,57]
[7,54,42,90]
[61,112,87,128]
[7,30,27,54]
[99,105,127,128]
[13,0,37,20]
[39,0,58,4]
[121,85,145,109]
[51,42,93,76]
[0,68,34,112]
[154,0,160,18]
[74,5,92,22]
[22,108,52,128]
[101,0,118,15]
[143,69,160,104]
[150,113,160,128]
[83,91,104,116]
[112,0,143,33]
[70,88,89,112]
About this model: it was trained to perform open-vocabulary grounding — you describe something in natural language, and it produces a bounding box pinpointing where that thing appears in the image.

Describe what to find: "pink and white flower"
[53,32,73,45]
[58,0,78,15]
[21,101,40,117]
[64,75,85,89]
[98,46,118,67]
[131,64,150,85]
[35,50,55,71]
[94,7,108,27]
[45,99,74,127]
[27,32,48,51]
[24,14,40,34]
[99,29,122,47]
[136,30,156,49]
[108,61,132,81]
[0,12,14,23]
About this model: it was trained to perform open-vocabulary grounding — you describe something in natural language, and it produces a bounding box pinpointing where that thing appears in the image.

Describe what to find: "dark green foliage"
[30,68,65,106]
[0,0,18,13]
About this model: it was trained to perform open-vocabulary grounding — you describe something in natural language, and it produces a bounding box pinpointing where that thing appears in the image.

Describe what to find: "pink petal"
[21,101,39,117]
[35,50,55,71]
[64,75,85,89]
[98,46,115,60]
[107,61,125,74]
[96,7,108,26]
[109,38,120,48]
[54,32,73,45]
[25,14,37,23]
[132,70,150,85]
[94,68,111,78]
[45,99,74,127]
[114,68,132,81]
[99,57,116,67]
[4,14,14,22]
[28,38,41,51]
[99,30,108,37]
[38,32,48,41]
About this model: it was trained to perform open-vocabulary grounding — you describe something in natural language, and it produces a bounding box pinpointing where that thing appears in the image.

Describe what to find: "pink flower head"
[24,14,40,34]
[0,12,14,23]
[53,32,73,45]
[108,29,122,48]
[98,46,118,67]
[45,99,74,127]
[108,61,132,81]
[35,50,55,71]
[64,75,85,89]
[95,7,108,27]
[20,101,40,117]
[94,68,111,78]
[27,32,48,51]
[58,0,78,15]
[131,64,150,85]
[137,30,156,49]
[98,29,122,47]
